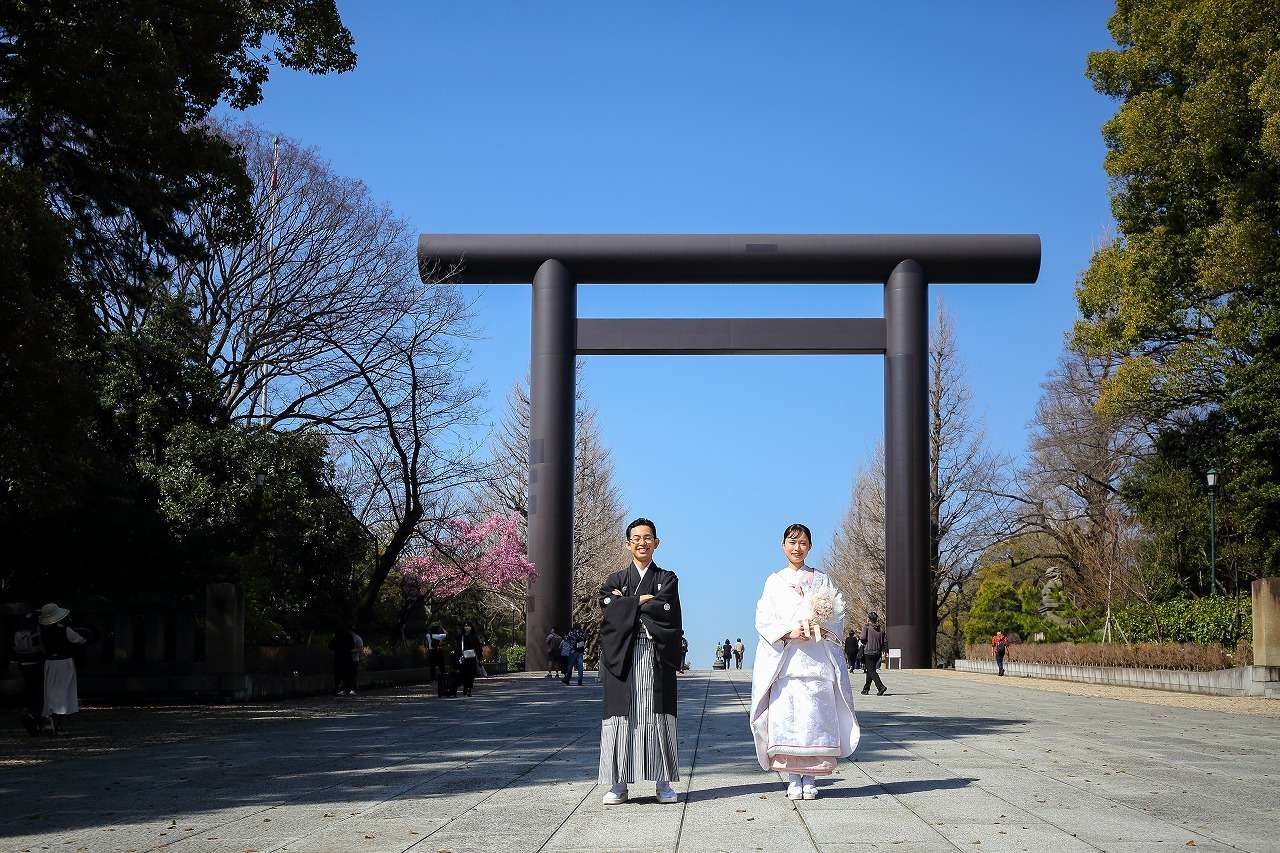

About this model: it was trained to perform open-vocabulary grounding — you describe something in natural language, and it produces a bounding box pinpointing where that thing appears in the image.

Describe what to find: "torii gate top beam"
[418,234,1041,284]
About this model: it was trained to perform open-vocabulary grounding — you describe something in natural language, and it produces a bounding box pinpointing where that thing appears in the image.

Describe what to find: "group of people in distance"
[593,517,864,805]
[716,637,746,669]
[543,623,586,685]
[331,621,485,698]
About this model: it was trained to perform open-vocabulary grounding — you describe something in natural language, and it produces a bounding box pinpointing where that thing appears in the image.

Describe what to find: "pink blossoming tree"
[396,514,536,636]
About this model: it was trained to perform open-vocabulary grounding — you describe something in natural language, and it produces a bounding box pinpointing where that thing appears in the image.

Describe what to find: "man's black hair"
[625,517,658,540]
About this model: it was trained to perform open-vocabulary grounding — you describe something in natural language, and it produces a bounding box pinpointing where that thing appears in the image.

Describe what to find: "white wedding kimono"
[749,566,859,775]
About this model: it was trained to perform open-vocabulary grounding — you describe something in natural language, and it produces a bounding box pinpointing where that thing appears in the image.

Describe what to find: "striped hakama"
[598,636,680,784]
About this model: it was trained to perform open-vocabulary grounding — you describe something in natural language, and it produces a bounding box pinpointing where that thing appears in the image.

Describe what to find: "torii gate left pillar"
[527,259,577,660]
[418,234,1040,671]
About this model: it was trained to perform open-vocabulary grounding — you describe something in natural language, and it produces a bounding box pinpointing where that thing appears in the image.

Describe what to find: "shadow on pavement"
[819,777,978,798]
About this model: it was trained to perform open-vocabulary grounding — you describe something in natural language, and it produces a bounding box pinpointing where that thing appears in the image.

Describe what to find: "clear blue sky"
[241,1,1119,667]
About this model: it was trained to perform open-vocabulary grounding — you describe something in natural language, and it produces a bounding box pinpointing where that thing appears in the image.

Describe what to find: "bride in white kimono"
[749,523,859,800]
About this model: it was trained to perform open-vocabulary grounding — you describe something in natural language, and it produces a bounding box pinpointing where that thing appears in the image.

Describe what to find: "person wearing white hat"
[38,603,86,734]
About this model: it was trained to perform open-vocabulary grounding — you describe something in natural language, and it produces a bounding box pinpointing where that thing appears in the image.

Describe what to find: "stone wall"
[3,585,435,702]
[955,658,1280,698]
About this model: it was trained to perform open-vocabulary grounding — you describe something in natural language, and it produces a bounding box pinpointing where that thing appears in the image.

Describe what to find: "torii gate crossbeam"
[419,234,1041,670]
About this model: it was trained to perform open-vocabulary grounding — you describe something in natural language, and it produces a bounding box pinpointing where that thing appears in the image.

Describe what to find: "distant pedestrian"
[545,627,563,678]
[722,639,732,669]
[563,623,586,685]
[992,630,1010,676]
[732,638,745,669]
[859,612,887,696]
[457,623,481,696]
[424,624,447,679]
[328,624,361,695]
[12,605,46,735]
[38,603,87,735]
[843,630,860,672]
[680,635,689,672]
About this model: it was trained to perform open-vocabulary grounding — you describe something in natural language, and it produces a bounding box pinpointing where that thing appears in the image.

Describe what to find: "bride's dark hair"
[781,523,812,543]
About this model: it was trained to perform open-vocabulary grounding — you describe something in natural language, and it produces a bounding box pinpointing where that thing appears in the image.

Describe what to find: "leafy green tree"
[1,1,363,627]
[1119,412,1256,598]
[0,166,97,521]
[964,578,1023,644]
[0,0,355,285]
[6,295,370,640]
[97,298,369,633]
[1076,0,1280,572]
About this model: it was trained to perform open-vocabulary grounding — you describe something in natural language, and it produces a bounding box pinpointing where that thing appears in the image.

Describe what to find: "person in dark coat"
[545,627,562,678]
[597,517,683,805]
[11,605,46,735]
[457,623,481,696]
[843,630,861,672]
[425,624,447,679]
[562,623,586,686]
[328,625,359,695]
[859,612,887,696]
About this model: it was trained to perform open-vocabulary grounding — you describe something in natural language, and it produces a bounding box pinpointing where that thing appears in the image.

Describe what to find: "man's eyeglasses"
[628,536,656,544]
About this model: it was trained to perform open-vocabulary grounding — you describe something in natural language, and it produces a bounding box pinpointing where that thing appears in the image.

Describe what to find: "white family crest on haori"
[749,566,859,775]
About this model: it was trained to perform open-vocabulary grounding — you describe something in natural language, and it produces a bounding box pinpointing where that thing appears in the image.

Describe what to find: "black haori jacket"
[599,563,682,719]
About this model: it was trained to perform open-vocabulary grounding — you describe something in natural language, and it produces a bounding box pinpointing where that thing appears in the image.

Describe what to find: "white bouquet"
[797,586,837,640]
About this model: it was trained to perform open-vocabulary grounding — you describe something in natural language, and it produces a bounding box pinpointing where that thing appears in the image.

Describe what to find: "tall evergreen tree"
[1076,0,1280,570]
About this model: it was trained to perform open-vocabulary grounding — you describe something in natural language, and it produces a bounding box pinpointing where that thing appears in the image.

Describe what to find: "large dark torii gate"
[418,235,1041,670]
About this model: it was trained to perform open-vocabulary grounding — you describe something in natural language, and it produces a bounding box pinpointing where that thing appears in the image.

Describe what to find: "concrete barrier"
[956,658,1280,698]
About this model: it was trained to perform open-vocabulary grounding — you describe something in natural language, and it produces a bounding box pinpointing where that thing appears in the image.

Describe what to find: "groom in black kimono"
[597,517,683,805]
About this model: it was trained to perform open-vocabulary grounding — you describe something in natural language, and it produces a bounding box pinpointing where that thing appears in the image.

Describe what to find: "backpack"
[560,638,574,657]
[11,613,44,663]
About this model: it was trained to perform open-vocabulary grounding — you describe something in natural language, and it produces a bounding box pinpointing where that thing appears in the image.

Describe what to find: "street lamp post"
[1206,468,1218,595]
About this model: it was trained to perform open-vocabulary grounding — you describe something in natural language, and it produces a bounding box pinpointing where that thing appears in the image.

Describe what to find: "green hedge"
[504,644,525,672]
[1114,595,1251,646]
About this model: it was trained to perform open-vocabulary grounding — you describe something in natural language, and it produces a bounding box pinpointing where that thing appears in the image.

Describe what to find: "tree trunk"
[357,503,423,631]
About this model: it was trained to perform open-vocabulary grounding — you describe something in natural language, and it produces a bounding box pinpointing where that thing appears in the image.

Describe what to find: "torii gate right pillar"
[884,260,932,668]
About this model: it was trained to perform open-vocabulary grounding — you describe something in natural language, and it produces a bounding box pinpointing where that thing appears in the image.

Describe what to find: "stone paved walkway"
[2,669,1277,852]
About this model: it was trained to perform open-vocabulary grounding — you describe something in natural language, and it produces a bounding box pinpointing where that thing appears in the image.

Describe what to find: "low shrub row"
[1114,595,1252,646]
[964,640,1253,671]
